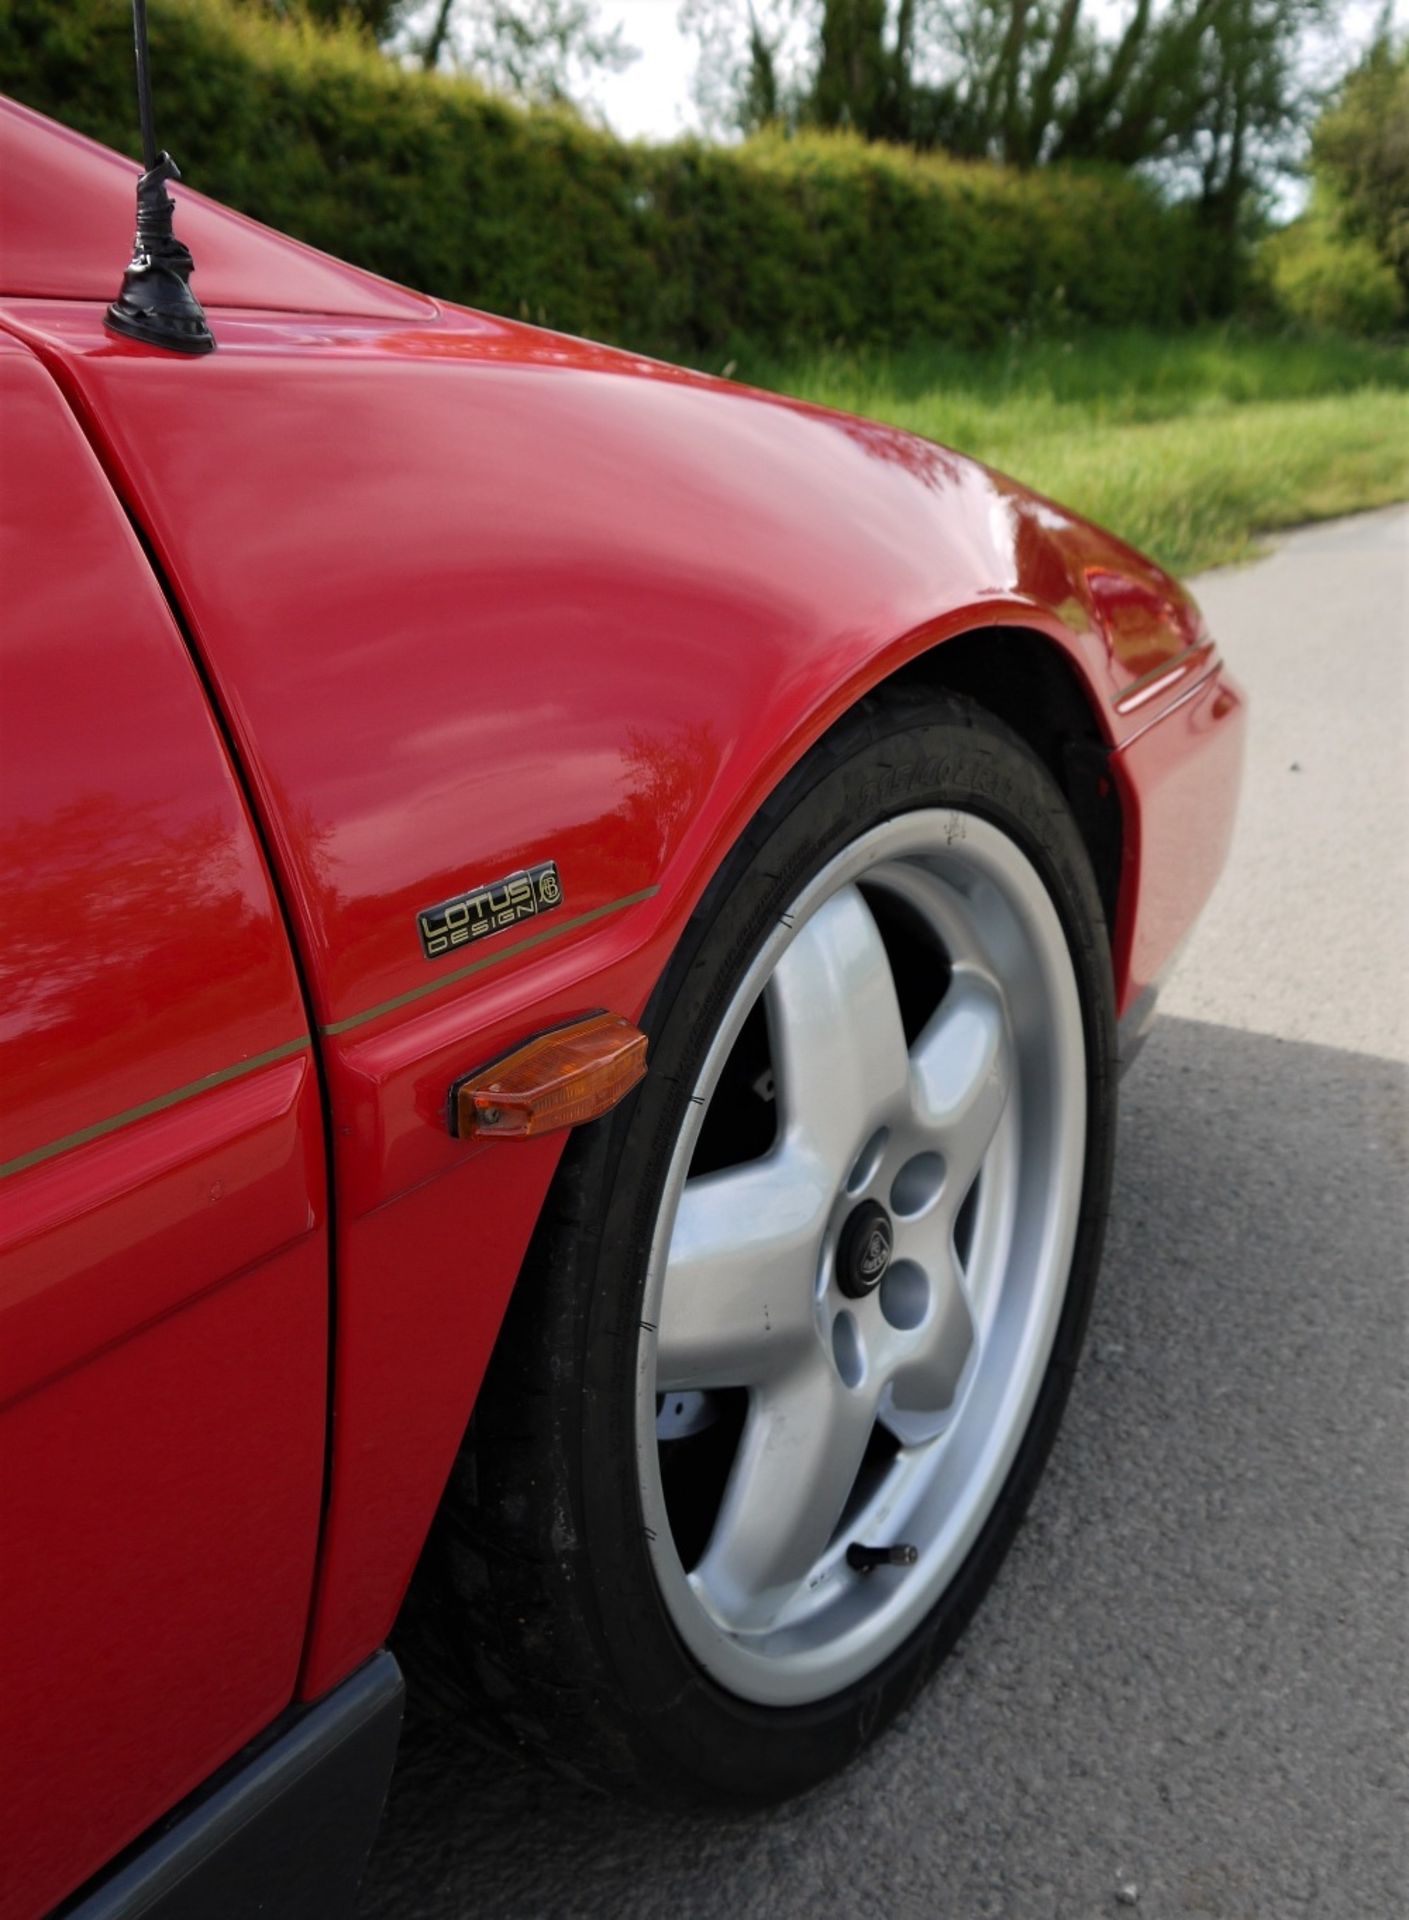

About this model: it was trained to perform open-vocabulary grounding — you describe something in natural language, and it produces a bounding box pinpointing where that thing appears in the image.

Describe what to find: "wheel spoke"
[888,1255,975,1417]
[767,885,911,1181]
[910,968,1012,1196]
[693,1357,876,1630]
[655,1149,831,1391]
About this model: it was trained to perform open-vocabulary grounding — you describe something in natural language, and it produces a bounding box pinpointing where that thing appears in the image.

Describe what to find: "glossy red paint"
[0,96,433,320]
[0,334,328,1917]
[7,301,1216,1025]
[1110,666,1248,1007]
[0,1242,326,1920]
[0,95,1244,1900]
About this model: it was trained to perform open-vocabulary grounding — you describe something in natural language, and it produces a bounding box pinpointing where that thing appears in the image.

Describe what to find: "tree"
[415,0,636,104]
[813,0,889,135]
[248,1,637,110]
[1314,30,1409,298]
[684,0,1337,222]
[740,2,784,124]
[258,0,413,36]
[680,0,812,134]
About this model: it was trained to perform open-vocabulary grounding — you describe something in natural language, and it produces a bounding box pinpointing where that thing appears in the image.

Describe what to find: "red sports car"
[0,91,1244,1920]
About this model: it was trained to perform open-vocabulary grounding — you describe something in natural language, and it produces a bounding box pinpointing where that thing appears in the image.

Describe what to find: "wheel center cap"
[838,1200,894,1298]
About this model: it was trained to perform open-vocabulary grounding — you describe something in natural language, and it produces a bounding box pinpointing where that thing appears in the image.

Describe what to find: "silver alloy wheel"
[636,809,1087,1707]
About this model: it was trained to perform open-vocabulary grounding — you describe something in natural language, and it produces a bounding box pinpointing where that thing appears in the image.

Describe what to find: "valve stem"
[847,1542,918,1574]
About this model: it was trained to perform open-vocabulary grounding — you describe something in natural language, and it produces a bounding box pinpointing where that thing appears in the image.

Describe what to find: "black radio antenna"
[104,0,216,354]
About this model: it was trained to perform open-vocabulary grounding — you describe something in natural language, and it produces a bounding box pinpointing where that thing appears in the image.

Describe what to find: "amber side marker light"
[451,1013,648,1141]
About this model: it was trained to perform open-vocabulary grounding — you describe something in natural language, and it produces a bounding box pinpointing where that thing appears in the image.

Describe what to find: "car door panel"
[0,336,327,1919]
[1,1053,318,1407]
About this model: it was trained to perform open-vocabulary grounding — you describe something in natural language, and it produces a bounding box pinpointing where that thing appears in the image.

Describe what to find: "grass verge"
[729,328,1409,575]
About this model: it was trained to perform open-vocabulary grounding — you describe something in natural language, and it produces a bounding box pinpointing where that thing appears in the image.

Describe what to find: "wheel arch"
[870,625,1124,938]
[398,659,1121,1798]
[364,610,1130,1706]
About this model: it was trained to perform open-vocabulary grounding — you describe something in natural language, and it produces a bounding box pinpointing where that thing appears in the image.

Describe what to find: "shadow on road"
[360,1015,1407,1920]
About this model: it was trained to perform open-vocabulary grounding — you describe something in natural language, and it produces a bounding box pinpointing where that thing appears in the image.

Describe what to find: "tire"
[413,686,1117,1806]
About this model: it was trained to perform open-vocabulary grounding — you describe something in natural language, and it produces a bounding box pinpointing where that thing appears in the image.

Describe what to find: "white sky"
[595,0,1408,144]
[597,2,698,140]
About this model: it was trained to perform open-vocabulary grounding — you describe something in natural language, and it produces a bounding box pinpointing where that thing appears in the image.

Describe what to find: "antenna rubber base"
[105,152,215,356]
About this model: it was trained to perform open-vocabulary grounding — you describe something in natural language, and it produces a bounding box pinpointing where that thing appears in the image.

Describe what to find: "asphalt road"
[360,508,1408,1920]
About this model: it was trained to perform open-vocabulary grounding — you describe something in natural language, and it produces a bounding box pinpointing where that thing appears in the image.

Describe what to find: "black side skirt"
[61,1652,404,1920]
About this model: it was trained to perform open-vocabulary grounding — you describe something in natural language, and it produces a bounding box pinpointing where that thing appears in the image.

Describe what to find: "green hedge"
[1262,209,1407,337]
[0,0,1222,356]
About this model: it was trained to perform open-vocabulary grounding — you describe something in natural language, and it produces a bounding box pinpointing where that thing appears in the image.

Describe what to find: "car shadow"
[359,1015,1407,1920]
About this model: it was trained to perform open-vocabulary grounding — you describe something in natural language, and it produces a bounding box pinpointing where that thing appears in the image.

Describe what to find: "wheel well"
[886,628,1123,935]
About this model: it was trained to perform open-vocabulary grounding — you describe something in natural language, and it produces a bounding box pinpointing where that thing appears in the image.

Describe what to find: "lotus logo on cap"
[838,1200,894,1298]
[859,1223,892,1279]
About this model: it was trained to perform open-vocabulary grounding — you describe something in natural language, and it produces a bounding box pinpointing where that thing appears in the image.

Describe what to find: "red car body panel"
[0,96,434,321]
[0,97,1245,1914]
[1109,669,1246,1007]
[0,334,329,1918]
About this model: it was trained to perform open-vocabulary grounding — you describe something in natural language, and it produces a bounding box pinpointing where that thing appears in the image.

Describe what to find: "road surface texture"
[361,507,1408,1920]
